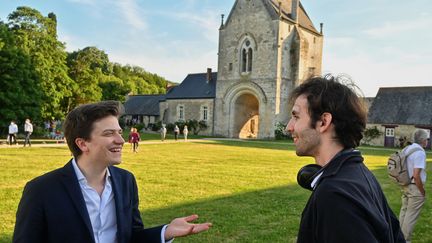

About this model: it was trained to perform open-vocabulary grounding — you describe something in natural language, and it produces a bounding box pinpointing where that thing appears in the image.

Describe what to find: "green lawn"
[0,139,431,242]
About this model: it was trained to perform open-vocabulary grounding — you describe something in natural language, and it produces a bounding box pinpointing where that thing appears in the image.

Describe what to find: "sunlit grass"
[0,139,431,242]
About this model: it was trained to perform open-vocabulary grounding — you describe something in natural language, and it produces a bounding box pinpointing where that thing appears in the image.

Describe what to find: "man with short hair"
[399,129,428,242]
[286,75,404,242]
[14,101,211,243]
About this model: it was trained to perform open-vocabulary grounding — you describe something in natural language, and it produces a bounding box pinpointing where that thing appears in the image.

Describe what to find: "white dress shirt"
[72,159,172,243]
[72,159,117,243]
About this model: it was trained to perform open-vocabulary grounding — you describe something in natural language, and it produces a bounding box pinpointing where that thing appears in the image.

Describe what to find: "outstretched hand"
[164,214,212,240]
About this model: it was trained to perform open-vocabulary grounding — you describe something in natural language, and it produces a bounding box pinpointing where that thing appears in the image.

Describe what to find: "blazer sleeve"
[129,173,164,243]
[13,181,47,243]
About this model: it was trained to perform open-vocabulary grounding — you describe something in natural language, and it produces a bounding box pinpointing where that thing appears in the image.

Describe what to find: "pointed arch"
[238,34,257,75]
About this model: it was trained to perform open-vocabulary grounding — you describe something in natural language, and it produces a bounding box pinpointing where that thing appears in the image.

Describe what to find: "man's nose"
[285,119,294,134]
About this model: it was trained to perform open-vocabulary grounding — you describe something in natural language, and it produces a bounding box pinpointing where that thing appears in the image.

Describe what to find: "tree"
[8,7,73,119]
[0,21,42,132]
[99,75,129,102]
[66,47,112,107]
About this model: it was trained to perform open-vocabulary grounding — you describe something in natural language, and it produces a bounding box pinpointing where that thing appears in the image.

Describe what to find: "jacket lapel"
[109,167,125,243]
[60,160,95,242]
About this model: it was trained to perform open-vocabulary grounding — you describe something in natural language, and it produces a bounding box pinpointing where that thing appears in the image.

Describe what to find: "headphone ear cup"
[297,164,323,191]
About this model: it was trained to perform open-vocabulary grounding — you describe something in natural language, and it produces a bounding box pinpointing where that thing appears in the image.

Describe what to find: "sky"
[1,0,431,97]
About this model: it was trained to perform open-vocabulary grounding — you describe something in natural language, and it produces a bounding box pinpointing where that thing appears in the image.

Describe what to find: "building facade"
[124,0,323,138]
[367,86,432,149]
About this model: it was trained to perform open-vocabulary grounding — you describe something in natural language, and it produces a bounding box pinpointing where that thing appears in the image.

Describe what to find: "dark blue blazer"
[13,160,164,243]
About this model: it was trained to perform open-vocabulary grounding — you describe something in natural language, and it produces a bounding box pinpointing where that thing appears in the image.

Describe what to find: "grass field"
[0,137,431,242]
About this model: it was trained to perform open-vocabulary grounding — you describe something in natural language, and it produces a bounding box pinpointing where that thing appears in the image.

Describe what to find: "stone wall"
[162,99,214,136]
[365,124,431,148]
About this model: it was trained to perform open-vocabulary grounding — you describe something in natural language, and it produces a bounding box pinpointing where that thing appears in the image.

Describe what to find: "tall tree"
[7,7,73,119]
[66,47,112,107]
[0,21,42,132]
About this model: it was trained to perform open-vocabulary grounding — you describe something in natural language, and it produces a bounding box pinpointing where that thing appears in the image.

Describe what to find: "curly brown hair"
[289,75,367,148]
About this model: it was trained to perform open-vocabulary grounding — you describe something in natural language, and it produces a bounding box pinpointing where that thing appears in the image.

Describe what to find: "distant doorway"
[384,127,395,147]
[233,93,259,139]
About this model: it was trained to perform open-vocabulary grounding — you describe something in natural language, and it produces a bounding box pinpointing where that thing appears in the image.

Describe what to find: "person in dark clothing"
[286,75,405,243]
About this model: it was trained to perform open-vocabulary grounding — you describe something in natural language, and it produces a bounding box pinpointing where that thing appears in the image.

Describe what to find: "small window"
[229,63,233,71]
[201,106,208,121]
[385,128,394,137]
[242,49,247,72]
[177,105,185,121]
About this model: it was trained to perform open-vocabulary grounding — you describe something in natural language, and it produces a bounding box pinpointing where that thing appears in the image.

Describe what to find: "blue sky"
[1,0,431,96]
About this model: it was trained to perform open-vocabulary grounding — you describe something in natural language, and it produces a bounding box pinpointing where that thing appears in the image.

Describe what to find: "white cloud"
[363,16,432,38]
[171,11,220,42]
[66,0,97,5]
[109,48,217,82]
[115,0,147,31]
[323,52,432,97]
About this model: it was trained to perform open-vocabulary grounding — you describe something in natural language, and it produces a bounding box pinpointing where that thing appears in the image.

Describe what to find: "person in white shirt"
[14,101,212,243]
[23,118,33,147]
[399,129,428,243]
[161,124,167,141]
[183,125,189,141]
[8,120,18,145]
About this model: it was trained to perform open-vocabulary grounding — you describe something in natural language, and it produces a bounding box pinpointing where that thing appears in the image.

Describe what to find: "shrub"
[275,122,291,140]
[183,119,209,135]
[363,126,382,145]
[134,123,146,133]
[152,121,163,131]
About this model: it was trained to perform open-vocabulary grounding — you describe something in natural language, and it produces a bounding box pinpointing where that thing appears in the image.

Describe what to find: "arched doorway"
[233,93,259,138]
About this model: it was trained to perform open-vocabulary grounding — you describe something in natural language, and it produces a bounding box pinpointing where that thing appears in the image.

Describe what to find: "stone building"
[214,0,323,138]
[123,95,163,126]
[124,0,323,138]
[367,86,432,149]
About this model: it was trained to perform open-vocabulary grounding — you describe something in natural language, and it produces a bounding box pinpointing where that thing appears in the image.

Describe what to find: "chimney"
[291,0,299,22]
[206,68,212,83]
[320,23,324,34]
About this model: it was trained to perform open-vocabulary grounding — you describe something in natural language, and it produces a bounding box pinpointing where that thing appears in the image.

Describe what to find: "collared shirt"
[72,159,172,243]
[72,159,117,243]
[310,172,323,190]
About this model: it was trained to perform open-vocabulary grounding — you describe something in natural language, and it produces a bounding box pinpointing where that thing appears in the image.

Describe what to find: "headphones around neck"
[296,149,361,191]
[297,164,323,191]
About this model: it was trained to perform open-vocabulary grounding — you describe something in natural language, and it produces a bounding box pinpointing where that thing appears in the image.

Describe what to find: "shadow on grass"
[141,165,431,243]
[0,183,307,243]
[2,164,431,243]
[141,183,305,243]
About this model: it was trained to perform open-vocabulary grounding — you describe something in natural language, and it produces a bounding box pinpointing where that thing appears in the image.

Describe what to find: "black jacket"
[297,150,405,243]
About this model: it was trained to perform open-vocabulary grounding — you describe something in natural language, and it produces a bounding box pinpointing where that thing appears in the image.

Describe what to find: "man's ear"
[75,138,89,153]
[318,112,333,132]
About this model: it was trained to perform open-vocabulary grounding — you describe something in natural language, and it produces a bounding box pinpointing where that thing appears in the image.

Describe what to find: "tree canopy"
[0,7,170,132]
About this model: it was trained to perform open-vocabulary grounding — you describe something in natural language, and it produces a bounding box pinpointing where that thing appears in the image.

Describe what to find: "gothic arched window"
[241,39,253,74]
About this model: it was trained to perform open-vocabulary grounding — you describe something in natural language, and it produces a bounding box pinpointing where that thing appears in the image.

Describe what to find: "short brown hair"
[289,75,367,148]
[63,101,124,158]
